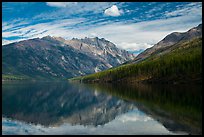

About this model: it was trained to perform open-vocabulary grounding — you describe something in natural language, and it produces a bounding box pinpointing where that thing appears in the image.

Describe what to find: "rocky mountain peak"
[41,35,53,40]
[134,24,202,62]
[157,23,202,47]
[52,36,66,42]
[3,35,134,79]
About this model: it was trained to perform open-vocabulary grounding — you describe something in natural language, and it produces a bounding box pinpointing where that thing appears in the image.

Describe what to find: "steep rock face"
[2,36,134,79]
[134,24,202,62]
[59,37,134,66]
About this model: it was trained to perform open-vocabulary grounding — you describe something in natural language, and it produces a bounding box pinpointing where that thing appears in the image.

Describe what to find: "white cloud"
[104,5,121,17]
[2,15,201,51]
[35,2,116,21]
[165,2,202,17]
[46,2,77,8]
[120,42,153,51]
[2,19,29,32]
[2,18,85,40]
[2,2,202,52]
[2,39,13,45]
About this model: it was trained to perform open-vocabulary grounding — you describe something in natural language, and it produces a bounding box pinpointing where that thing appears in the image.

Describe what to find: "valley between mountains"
[2,24,202,84]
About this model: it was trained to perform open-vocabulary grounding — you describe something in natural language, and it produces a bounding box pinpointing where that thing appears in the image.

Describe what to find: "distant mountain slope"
[134,24,202,63]
[2,36,134,80]
[72,37,202,84]
[62,37,134,66]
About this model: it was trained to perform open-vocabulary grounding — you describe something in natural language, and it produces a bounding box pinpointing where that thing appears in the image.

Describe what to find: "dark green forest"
[71,37,202,84]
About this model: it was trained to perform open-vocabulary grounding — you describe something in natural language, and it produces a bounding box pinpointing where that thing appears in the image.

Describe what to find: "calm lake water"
[2,81,202,135]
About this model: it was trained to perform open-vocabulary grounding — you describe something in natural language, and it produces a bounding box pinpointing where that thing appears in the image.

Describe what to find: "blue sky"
[2,2,202,53]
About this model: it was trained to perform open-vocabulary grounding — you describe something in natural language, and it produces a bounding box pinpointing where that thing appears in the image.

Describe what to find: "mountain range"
[2,24,202,82]
[2,36,134,80]
[73,24,202,84]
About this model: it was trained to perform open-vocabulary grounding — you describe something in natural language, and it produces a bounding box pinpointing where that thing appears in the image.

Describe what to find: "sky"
[2,2,202,53]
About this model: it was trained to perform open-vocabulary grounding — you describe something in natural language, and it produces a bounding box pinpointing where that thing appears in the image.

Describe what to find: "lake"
[2,81,202,135]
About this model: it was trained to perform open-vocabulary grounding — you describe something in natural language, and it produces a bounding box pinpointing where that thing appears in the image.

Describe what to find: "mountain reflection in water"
[2,81,202,135]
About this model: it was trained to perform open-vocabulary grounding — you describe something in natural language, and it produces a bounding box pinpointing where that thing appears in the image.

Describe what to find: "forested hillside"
[71,37,202,84]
